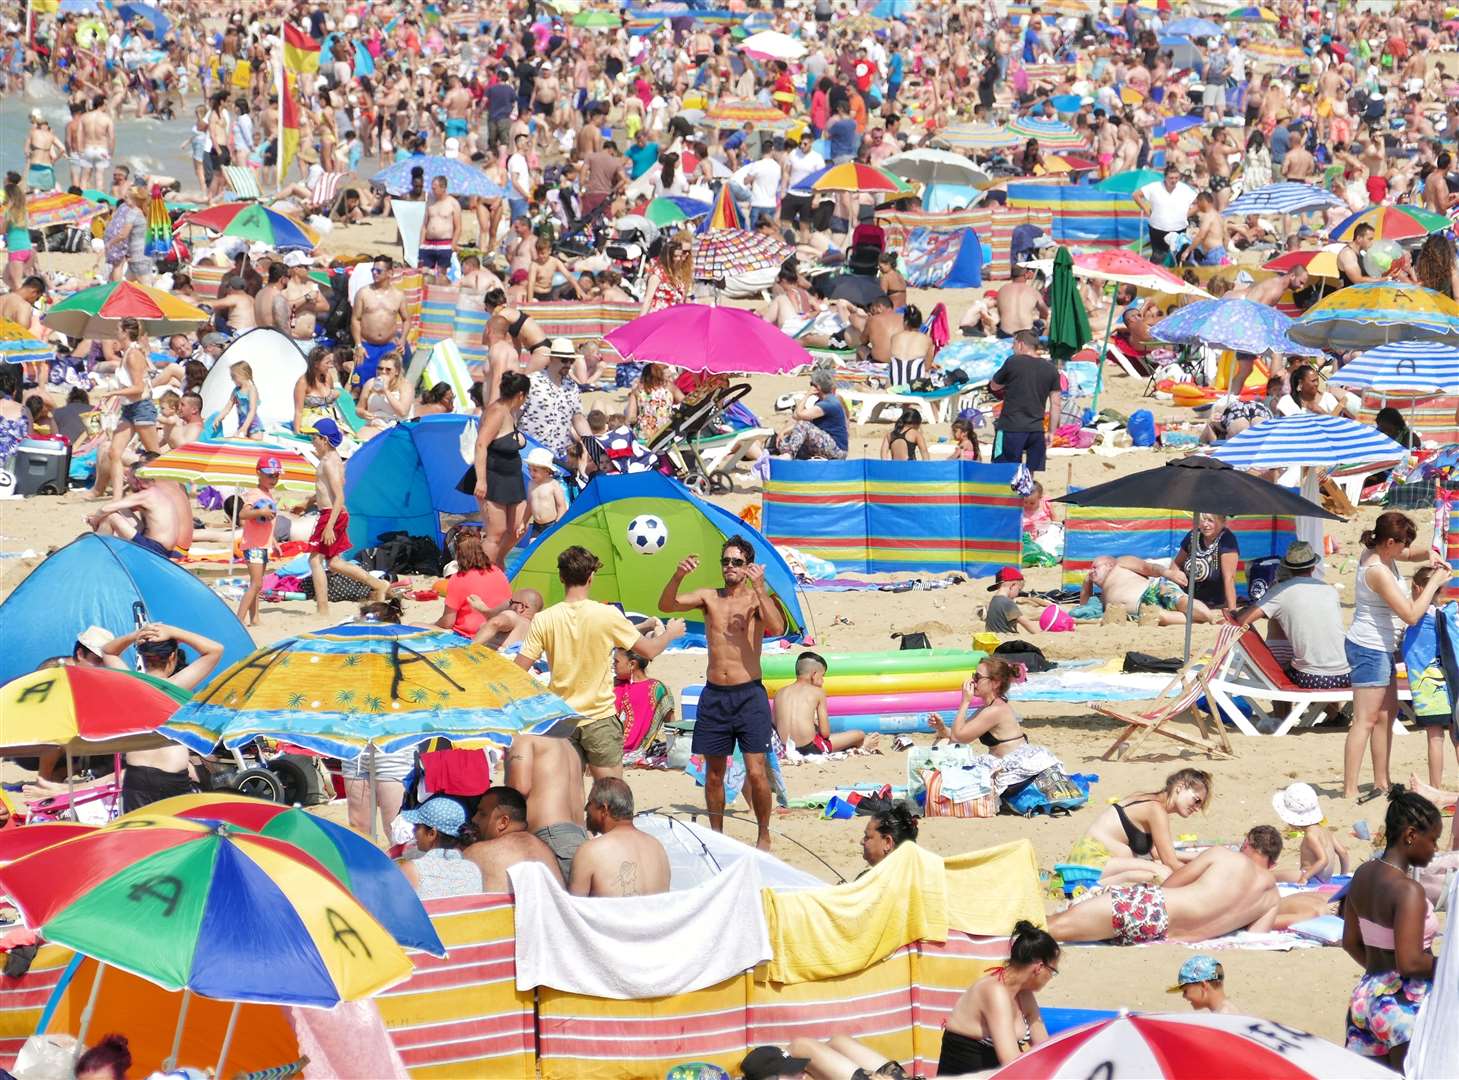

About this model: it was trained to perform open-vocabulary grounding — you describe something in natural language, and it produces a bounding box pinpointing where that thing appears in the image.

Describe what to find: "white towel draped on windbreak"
[1406,866,1457,1078]
[507,855,772,999]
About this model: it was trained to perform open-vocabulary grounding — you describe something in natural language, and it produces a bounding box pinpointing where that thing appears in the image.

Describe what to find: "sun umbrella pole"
[164,988,192,1072]
[214,1000,242,1078]
[71,962,105,1063]
[369,750,379,841]
[1183,508,1198,665]
[65,747,73,806]
[1089,285,1119,416]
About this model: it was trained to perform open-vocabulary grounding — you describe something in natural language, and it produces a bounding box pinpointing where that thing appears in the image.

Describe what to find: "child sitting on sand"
[1168,956,1237,1015]
[525,447,566,536]
[771,651,876,756]
[1271,781,1349,883]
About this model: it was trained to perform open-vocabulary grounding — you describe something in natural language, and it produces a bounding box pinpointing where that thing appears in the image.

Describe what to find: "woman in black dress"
[463,370,530,565]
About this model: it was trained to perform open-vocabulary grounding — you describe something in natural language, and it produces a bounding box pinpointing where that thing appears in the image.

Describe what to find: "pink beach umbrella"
[604,304,814,375]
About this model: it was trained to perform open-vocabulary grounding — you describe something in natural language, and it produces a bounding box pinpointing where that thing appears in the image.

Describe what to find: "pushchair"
[556,194,616,259]
[647,383,770,496]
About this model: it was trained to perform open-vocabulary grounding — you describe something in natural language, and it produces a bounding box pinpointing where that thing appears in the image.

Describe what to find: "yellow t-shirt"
[519,599,642,721]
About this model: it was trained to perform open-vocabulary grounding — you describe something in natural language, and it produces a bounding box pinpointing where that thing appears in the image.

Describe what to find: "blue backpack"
[1003,769,1092,818]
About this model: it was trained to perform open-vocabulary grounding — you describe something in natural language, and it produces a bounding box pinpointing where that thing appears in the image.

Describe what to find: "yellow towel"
[945,839,1047,934]
[760,842,948,985]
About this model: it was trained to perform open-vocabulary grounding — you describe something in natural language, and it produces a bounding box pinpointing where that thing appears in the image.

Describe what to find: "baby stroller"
[556,194,616,259]
[647,383,759,496]
[605,214,661,285]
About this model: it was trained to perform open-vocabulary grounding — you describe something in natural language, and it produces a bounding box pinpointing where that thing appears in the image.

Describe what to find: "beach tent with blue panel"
[343,415,546,552]
[509,472,806,638]
[0,535,255,687]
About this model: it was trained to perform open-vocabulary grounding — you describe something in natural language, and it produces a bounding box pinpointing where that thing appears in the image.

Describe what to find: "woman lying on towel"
[1065,768,1213,886]
[936,921,1058,1075]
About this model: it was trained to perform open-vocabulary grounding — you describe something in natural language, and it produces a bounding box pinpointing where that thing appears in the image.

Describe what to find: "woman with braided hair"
[1341,785,1444,1067]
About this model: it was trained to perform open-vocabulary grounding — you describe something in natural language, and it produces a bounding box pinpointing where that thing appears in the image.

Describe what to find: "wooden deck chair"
[307,170,349,215]
[1096,623,1244,761]
[223,165,263,202]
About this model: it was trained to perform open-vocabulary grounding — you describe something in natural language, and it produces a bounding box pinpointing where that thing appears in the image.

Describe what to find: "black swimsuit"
[1115,800,1155,856]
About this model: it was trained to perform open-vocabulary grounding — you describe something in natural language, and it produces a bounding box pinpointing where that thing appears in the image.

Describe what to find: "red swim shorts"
[309,508,352,560]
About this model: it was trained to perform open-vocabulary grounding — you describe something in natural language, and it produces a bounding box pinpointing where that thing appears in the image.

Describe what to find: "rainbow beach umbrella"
[936,122,1021,151]
[137,438,317,492]
[26,191,106,229]
[1329,205,1451,243]
[179,202,318,251]
[160,621,578,758]
[809,161,913,195]
[699,183,745,232]
[43,280,209,340]
[1005,116,1088,150]
[1225,4,1278,22]
[0,814,412,1007]
[144,185,174,259]
[1290,282,1459,351]
[646,195,711,227]
[0,318,53,366]
[0,666,182,761]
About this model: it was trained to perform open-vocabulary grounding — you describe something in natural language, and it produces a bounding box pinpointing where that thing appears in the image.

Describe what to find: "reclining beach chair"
[222,165,263,202]
[1096,622,1243,761]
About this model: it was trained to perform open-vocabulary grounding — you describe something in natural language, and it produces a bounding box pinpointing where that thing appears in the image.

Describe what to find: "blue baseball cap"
[308,417,343,447]
[1167,955,1223,991]
[398,795,467,838]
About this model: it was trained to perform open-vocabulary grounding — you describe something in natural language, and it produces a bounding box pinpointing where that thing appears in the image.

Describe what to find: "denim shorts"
[120,398,159,426]
[1344,639,1394,689]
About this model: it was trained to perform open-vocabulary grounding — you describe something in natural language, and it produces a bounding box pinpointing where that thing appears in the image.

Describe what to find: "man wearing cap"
[740,1046,810,1080]
[284,252,328,350]
[351,254,411,390]
[989,331,1060,474]
[306,418,390,615]
[86,451,194,559]
[420,175,462,285]
[1227,541,1351,691]
[1168,956,1237,1015]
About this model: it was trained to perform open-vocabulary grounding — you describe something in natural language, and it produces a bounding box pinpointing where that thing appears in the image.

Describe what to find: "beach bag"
[921,769,998,818]
[1123,651,1183,674]
[1002,767,1089,817]
[994,639,1052,672]
[299,569,376,603]
[894,631,931,650]
[1127,409,1157,447]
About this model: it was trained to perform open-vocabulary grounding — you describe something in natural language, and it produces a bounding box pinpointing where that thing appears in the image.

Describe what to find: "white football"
[626,514,669,553]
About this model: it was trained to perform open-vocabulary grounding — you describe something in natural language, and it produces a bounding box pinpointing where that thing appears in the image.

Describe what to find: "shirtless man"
[0,276,44,333]
[420,175,462,285]
[64,99,85,188]
[351,254,410,391]
[505,216,536,280]
[283,252,328,350]
[470,587,543,650]
[1049,827,1283,944]
[1281,133,1315,182]
[1241,267,1310,308]
[659,536,788,850]
[505,732,590,882]
[458,254,504,295]
[462,785,564,891]
[1337,222,1381,287]
[253,263,290,332]
[305,418,389,614]
[530,62,561,148]
[86,454,195,557]
[100,623,222,811]
[844,294,901,364]
[773,651,873,755]
[1080,554,1215,627]
[479,315,521,407]
[166,392,205,448]
[211,277,258,335]
[1184,192,1228,267]
[995,266,1048,338]
[569,778,671,897]
[76,94,114,189]
[1203,129,1234,212]
[443,74,472,144]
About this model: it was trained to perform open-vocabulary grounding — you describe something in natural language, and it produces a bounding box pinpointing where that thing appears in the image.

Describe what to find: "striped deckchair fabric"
[1005,182,1146,252]
[0,943,72,1065]
[418,285,490,368]
[1062,506,1298,589]
[1358,390,1459,446]
[394,269,425,349]
[189,262,228,300]
[377,893,537,1079]
[876,207,1055,280]
[223,165,263,201]
[309,170,348,212]
[520,300,641,356]
[762,459,1023,575]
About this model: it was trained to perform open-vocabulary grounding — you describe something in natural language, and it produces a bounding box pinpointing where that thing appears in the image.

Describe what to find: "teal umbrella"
[1094,168,1162,195]
[1047,246,1090,364]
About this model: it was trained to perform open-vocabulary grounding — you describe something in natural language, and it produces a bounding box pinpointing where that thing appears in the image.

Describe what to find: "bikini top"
[1358,902,1440,952]
[978,728,1027,748]
[1115,800,1155,857]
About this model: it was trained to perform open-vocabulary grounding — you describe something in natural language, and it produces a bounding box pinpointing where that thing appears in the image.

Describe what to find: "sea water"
[6,75,198,187]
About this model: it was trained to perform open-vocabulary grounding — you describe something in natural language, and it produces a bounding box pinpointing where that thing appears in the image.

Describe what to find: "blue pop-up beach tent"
[0,535,254,686]
[510,471,806,638]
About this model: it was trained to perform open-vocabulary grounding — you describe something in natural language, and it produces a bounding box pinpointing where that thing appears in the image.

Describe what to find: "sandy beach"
[4,212,1444,1046]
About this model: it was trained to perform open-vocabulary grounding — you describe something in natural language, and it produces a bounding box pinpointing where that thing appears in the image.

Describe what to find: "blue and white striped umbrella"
[1150,299,1325,358]
[1326,340,1459,394]
[1222,182,1345,217]
[370,156,507,198]
[1210,413,1407,468]
[1166,16,1225,37]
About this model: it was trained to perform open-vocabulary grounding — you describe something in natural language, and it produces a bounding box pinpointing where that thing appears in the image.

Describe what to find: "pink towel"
[294,1000,408,1079]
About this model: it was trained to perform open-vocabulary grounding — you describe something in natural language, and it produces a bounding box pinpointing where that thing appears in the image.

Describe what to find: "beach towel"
[291,999,408,1079]
[391,200,425,268]
[507,857,771,999]
[760,840,948,984]
[419,748,491,797]
[1406,866,1458,1078]
[902,226,966,288]
[944,840,1048,933]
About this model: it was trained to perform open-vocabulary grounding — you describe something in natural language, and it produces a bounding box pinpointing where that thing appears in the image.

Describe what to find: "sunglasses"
[721,556,748,568]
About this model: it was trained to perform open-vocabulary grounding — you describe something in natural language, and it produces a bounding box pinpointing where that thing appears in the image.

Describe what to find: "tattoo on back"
[615,860,640,896]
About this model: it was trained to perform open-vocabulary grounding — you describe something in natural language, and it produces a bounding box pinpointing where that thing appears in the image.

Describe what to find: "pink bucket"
[1039,605,1076,633]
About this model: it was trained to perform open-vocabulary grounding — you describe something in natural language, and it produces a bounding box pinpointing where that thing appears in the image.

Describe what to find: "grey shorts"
[341,746,415,783]
[535,821,589,881]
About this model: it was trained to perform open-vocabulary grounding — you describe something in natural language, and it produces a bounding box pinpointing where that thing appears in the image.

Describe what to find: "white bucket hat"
[1272,782,1323,828]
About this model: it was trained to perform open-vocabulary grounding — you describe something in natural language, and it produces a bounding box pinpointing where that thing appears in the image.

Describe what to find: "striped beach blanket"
[877,207,1054,281]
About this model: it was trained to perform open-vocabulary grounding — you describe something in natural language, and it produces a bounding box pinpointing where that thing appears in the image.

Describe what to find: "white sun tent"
[199,327,308,435]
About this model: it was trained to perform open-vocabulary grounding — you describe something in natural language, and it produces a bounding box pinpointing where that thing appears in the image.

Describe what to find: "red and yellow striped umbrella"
[705,98,793,128]
[809,162,915,195]
[43,281,210,340]
[26,191,106,229]
[0,667,182,755]
[137,439,316,492]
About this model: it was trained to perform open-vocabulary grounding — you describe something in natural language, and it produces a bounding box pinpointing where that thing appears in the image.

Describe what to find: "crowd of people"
[4,0,1459,1076]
